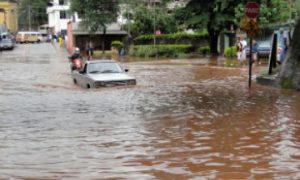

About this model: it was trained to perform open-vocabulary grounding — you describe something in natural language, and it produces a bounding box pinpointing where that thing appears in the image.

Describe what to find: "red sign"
[155,29,161,37]
[245,2,260,18]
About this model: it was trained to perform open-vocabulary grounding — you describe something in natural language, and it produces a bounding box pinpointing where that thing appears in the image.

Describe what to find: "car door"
[74,64,90,88]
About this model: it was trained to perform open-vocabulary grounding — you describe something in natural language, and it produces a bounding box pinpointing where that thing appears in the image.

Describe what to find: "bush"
[111,41,123,49]
[224,46,237,59]
[134,32,209,45]
[129,44,193,58]
[197,46,210,56]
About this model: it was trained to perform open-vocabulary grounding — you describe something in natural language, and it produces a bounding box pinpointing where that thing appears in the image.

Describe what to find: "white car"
[0,38,15,50]
[71,60,136,88]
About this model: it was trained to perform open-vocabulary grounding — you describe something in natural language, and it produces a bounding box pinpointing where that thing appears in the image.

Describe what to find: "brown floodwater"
[0,44,299,179]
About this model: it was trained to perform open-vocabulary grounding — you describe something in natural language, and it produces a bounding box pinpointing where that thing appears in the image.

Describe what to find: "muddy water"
[0,44,300,179]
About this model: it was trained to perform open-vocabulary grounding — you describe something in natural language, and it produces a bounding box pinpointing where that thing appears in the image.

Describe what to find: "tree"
[174,0,250,56]
[121,1,178,39]
[70,0,119,54]
[18,0,48,30]
[174,0,297,56]
[278,18,300,90]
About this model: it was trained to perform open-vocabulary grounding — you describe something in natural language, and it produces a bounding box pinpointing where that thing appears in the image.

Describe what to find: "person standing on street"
[251,39,259,66]
[0,34,2,54]
[85,40,94,60]
[236,37,247,66]
[278,28,288,64]
[119,47,125,62]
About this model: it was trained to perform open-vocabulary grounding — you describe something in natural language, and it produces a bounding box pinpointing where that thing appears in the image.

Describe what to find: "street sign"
[245,2,260,18]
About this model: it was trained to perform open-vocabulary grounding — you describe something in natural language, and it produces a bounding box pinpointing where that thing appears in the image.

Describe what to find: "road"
[0,43,300,179]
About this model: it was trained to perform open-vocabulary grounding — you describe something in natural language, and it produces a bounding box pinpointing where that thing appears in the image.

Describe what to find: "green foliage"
[122,2,178,38]
[197,46,210,56]
[234,0,300,30]
[111,41,123,49]
[174,0,244,55]
[224,46,237,58]
[70,0,119,32]
[134,32,208,44]
[129,44,193,58]
[18,0,48,30]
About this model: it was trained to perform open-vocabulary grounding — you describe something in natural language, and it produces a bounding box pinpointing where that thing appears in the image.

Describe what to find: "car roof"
[86,60,117,64]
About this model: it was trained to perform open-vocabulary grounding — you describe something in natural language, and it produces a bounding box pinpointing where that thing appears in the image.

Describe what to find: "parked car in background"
[0,38,15,50]
[72,60,136,89]
[246,38,282,61]
[16,31,43,43]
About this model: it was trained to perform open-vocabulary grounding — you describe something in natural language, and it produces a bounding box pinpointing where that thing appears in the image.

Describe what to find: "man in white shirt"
[240,37,247,61]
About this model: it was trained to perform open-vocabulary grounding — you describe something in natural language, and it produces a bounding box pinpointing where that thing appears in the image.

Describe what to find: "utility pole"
[126,0,130,37]
[153,0,156,47]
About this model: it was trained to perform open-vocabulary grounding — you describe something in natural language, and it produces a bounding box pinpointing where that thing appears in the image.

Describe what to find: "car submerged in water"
[71,60,136,89]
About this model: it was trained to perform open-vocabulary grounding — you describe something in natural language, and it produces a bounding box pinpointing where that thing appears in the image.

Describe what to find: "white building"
[47,0,78,36]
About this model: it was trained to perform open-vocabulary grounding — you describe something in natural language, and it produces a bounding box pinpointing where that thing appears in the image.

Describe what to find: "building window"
[60,11,67,19]
[59,0,64,5]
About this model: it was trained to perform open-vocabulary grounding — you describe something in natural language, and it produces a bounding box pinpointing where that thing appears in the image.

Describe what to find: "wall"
[0,1,18,33]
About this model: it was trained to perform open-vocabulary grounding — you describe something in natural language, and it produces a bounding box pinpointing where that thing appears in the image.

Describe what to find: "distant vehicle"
[72,60,136,89]
[0,33,15,50]
[16,31,43,43]
[38,24,50,42]
[0,38,15,50]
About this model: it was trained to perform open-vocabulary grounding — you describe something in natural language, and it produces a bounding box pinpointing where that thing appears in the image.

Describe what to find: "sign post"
[242,2,260,89]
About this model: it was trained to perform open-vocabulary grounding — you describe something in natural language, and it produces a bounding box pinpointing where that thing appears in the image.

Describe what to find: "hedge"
[134,32,209,45]
[129,44,193,58]
[197,45,210,56]
[111,40,123,49]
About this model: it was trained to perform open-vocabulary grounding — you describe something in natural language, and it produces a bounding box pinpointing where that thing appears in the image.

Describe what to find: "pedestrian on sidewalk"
[119,47,125,62]
[85,40,94,60]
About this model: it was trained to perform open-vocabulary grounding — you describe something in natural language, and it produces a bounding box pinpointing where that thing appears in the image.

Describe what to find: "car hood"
[87,73,135,81]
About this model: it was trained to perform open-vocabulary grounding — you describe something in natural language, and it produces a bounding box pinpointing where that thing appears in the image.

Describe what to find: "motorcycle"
[69,58,82,71]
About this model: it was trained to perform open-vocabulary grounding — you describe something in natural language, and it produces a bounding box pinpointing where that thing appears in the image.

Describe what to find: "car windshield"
[87,62,123,74]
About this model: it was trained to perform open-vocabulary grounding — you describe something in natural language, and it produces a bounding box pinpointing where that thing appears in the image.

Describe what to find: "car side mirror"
[124,69,129,72]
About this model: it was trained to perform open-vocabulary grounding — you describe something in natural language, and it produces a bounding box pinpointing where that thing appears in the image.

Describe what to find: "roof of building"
[72,22,127,35]
[0,0,18,3]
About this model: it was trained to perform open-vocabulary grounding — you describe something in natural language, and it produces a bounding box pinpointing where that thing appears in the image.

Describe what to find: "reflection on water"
[0,44,300,179]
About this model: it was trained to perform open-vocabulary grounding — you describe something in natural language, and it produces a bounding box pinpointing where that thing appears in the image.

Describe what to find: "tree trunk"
[278,19,300,90]
[102,27,106,54]
[208,28,220,56]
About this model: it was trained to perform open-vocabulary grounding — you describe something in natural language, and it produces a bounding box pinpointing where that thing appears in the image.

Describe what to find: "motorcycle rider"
[69,47,82,71]
[69,47,82,61]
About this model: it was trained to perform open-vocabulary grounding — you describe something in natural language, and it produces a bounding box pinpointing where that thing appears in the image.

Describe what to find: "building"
[0,0,18,33]
[47,0,127,54]
[67,22,127,54]
[46,0,75,36]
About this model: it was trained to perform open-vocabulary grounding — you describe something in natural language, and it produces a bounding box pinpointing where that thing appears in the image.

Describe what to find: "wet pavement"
[0,43,300,179]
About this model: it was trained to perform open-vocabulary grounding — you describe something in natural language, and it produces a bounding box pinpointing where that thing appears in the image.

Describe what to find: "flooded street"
[0,43,300,179]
